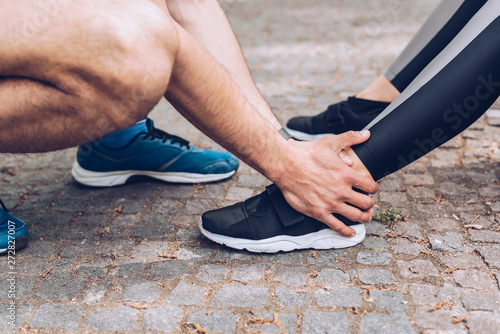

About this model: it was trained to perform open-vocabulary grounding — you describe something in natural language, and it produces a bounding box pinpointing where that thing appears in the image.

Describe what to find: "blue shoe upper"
[77,119,238,174]
[0,200,28,252]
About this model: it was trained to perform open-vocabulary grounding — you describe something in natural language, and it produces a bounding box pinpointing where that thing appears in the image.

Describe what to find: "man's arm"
[164,22,378,237]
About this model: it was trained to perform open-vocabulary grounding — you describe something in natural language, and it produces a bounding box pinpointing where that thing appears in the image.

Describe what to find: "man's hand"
[273,130,378,237]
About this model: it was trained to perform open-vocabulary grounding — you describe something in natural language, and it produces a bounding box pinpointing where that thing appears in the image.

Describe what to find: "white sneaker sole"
[285,127,334,141]
[199,217,365,253]
[71,161,236,187]
[0,236,29,256]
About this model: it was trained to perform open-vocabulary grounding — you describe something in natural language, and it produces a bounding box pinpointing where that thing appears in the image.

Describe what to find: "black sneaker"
[199,184,365,253]
[285,96,390,141]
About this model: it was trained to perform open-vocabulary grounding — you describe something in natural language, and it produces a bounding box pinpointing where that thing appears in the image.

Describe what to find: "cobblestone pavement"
[1,0,500,333]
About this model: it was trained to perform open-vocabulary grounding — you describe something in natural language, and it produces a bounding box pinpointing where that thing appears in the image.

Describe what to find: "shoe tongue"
[145,118,154,132]
[320,96,391,133]
[265,184,305,227]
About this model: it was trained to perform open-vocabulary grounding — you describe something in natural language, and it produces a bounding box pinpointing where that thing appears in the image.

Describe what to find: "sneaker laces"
[0,199,8,212]
[144,126,190,149]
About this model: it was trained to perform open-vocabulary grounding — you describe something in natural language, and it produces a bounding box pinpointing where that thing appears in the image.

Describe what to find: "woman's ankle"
[356,75,400,103]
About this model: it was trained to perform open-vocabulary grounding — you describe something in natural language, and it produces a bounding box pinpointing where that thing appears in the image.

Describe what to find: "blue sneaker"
[71,119,239,187]
[0,200,29,256]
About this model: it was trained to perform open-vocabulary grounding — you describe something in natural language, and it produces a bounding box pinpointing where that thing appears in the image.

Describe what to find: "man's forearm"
[165,22,378,236]
[164,22,288,180]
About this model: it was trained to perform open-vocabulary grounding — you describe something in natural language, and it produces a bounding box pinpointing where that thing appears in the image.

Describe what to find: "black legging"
[385,0,487,92]
[354,0,500,180]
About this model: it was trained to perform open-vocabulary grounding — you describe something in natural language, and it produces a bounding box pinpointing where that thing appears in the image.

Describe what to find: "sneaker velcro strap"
[265,184,305,227]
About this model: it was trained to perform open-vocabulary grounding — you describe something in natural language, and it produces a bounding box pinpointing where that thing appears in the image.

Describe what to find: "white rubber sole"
[284,127,334,141]
[71,161,236,187]
[199,217,365,253]
[0,236,29,256]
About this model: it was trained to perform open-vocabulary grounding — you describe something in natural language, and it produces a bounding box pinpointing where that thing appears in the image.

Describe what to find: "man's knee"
[88,2,179,125]
[0,0,179,135]
[68,0,180,131]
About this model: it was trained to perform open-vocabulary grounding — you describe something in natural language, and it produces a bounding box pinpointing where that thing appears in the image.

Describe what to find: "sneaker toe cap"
[198,155,239,174]
[286,116,314,132]
[201,203,253,238]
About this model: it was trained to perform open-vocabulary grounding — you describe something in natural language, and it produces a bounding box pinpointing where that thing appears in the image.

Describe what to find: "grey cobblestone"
[314,286,362,307]
[60,242,96,258]
[369,290,407,311]
[397,260,440,278]
[131,240,169,259]
[30,304,83,330]
[302,311,349,334]
[452,270,497,290]
[167,281,209,306]
[357,252,393,265]
[36,278,85,301]
[315,269,350,283]
[0,305,32,330]
[96,239,135,257]
[174,245,212,261]
[461,290,500,311]
[359,312,413,334]
[249,313,297,334]
[362,237,390,250]
[82,281,110,304]
[392,238,424,256]
[275,286,310,308]
[274,266,307,286]
[358,269,394,285]
[86,306,138,331]
[225,187,254,201]
[307,249,346,265]
[0,279,34,300]
[76,257,112,277]
[428,232,465,252]
[142,305,183,331]
[439,253,488,270]
[148,260,191,279]
[470,229,500,243]
[197,264,230,283]
[186,309,236,334]
[119,279,159,302]
[231,263,268,283]
[475,245,500,269]
[466,312,500,334]
[212,285,269,307]
[113,259,146,277]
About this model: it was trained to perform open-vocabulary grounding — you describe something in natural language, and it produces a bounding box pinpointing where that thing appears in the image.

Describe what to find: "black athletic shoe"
[285,96,390,141]
[199,184,365,253]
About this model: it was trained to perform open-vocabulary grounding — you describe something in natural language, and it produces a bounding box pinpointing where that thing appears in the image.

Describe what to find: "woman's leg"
[286,0,489,139]
[352,0,500,180]
[384,0,488,93]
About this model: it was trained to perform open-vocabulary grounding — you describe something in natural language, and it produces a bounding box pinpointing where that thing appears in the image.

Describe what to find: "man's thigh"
[0,0,171,89]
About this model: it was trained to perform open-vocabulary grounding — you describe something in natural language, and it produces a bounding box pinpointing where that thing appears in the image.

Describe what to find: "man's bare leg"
[0,0,175,152]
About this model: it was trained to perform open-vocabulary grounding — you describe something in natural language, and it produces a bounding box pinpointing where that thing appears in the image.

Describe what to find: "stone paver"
[3,0,500,333]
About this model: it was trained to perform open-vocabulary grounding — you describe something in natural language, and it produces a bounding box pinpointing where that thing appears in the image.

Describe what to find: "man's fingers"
[334,203,373,223]
[329,130,371,151]
[322,214,356,237]
[338,150,354,166]
[351,172,379,194]
[348,190,376,211]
